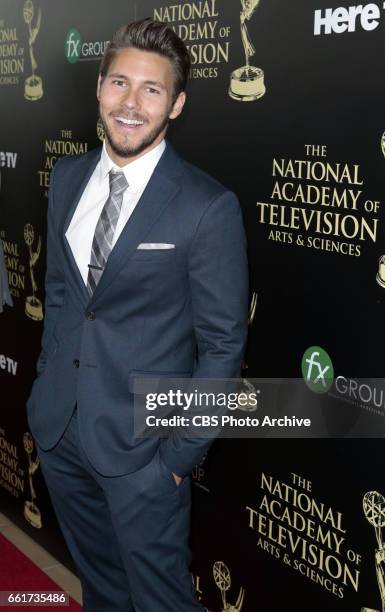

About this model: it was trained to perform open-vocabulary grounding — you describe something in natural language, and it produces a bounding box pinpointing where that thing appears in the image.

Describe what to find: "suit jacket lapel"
[61,148,101,306]
[87,143,182,306]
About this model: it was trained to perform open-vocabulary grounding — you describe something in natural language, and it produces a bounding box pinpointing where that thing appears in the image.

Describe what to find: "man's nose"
[121,87,140,109]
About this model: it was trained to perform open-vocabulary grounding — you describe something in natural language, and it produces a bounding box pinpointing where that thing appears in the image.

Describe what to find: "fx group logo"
[301,346,334,393]
[64,28,109,64]
[64,29,81,64]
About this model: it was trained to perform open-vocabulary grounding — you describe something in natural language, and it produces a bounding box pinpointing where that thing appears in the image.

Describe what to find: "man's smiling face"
[97,47,185,166]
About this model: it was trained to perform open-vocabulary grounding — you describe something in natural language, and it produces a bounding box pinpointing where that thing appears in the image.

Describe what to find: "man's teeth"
[115,117,144,126]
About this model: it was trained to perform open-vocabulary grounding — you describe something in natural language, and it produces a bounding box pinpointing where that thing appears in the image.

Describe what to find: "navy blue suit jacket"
[27,143,248,477]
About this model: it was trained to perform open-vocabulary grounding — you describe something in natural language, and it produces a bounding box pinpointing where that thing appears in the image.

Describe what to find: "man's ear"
[169,91,186,120]
[96,74,102,100]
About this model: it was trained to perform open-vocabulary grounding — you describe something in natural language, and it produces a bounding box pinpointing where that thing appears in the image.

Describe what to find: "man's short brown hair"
[100,18,190,102]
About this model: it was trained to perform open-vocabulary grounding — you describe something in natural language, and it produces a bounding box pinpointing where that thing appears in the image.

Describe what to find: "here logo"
[302,346,334,393]
[314,2,385,35]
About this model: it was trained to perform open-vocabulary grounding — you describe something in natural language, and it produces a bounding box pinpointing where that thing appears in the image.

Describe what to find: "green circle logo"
[301,346,334,394]
[65,29,82,64]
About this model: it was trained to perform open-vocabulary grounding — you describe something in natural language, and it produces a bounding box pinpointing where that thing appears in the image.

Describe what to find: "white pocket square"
[137,243,175,250]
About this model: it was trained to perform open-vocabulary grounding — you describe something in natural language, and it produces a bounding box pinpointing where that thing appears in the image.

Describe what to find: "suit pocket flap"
[129,248,177,262]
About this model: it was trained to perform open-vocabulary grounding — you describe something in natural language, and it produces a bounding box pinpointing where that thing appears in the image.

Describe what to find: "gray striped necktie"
[87,170,128,295]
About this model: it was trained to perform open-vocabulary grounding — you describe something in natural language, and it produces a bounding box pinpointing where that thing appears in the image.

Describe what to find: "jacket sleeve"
[36,160,66,376]
[159,190,249,477]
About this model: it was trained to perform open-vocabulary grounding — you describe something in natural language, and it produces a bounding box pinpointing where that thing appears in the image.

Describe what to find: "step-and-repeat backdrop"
[1,1,384,610]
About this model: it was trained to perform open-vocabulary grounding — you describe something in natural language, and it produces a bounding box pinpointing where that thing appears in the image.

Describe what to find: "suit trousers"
[37,408,203,612]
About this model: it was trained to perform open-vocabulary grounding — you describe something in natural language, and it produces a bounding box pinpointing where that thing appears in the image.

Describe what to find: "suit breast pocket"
[129,247,177,262]
[121,246,185,298]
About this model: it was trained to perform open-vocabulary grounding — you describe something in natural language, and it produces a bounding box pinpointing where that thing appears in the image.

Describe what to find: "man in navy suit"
[27,18,248,612]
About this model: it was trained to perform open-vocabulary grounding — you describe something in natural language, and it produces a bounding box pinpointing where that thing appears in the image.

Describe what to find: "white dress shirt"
[65,139,166,285]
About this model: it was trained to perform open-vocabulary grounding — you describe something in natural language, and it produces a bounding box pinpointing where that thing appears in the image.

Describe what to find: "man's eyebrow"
[107,73,166,89]
[108,73,128,80]
[143,80,166,90]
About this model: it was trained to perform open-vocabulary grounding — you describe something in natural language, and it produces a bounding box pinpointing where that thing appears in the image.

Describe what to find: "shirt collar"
[100,139,166,191]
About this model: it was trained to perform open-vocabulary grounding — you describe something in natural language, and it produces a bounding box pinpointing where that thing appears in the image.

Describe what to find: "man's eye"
[146,87,160,94]
[113,80,126,87]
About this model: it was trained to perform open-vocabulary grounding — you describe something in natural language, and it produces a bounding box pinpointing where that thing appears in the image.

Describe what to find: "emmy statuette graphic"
[23,432,42,528]
[97,118,105,141]
[248,291,257,327]
[23,0,43,101]
[362,491,385,612]
[237,292,258,411]
[213,561,244,612]
[229,0,266,101]
[376,255,385,289]
[24,223,43,320]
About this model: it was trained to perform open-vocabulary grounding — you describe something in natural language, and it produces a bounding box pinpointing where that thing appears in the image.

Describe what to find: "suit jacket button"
[86,311,95,321]
[73,359,80,368]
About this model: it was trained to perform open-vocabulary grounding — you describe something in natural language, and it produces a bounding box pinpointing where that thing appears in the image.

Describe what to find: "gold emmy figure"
[97,118,105,142]
[24,223,43,321]
[229,0,266,101]
[376,255,385,289]
[23,0,43,101]
[213,561,244,612]
[23,433,42,528]
[362,491,385,612]
[248,291,257,327]
[237,292,258,412]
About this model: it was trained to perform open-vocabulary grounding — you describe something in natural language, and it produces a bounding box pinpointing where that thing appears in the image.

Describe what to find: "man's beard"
[100,109,169,159]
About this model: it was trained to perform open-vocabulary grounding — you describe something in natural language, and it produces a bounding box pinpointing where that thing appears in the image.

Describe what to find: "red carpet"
[0,533,82,609]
